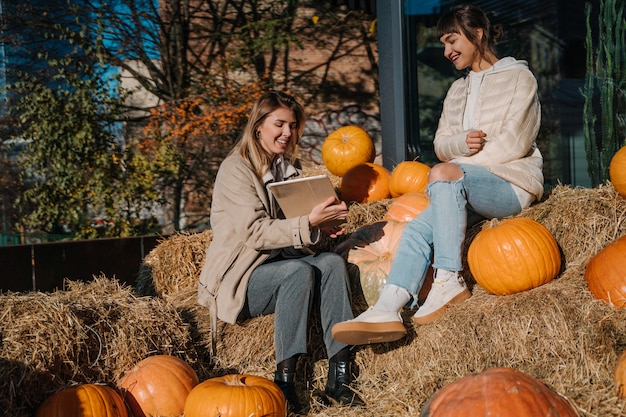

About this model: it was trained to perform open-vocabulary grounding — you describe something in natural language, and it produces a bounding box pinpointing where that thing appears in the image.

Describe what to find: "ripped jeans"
[385,163,523,305]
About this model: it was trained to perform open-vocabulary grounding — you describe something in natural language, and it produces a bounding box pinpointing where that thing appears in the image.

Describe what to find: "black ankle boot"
[324,358,365,407]
[274,371,308,415]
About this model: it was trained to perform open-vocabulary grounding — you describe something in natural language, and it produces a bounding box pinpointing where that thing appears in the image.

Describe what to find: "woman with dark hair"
[332,4,544,345]
[197,91,365,414]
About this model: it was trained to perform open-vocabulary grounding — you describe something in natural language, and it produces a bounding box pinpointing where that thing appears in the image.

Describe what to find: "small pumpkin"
[383,191,429,222]
[36,384,128,417]
[183,374,286,417]
[335,220,433,306]
[321,125,375,177]
[389,160,431,197]
[615,350,626,398]
[467,217,561,295]
[609,145,626,198]
[340,162,391,203]
[117,355,199,417]
[584,234,626,308]
[420,367,579,416]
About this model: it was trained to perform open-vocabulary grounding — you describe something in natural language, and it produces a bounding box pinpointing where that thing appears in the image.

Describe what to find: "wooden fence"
[0,235,162,292]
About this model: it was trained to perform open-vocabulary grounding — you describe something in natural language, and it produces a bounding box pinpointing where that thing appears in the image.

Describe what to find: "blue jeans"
[385,163,523,305]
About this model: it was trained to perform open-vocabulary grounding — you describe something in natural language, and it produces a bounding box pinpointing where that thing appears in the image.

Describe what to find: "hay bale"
[137,184,626,416]
[0,276,201,417]
[136,230,213,297]
[300,263,626,416]
[519,182,626,265]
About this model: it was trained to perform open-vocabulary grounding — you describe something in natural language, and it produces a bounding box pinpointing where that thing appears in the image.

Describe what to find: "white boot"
[412,269,471,325]
[332,284,410,345]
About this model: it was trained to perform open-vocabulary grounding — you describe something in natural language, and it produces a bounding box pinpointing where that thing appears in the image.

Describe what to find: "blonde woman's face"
[257,106,298,157]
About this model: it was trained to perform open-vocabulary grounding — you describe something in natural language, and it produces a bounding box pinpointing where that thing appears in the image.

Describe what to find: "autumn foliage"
[140,81,266,230]
[143,81,265,155]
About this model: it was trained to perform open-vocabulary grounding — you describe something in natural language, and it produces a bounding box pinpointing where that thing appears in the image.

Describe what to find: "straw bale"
[518,182,626,265]
[0,276,199,417]
[12,183,623,416]
[136,184,626,416]
[298,261,626,416]
[136,230,213,297]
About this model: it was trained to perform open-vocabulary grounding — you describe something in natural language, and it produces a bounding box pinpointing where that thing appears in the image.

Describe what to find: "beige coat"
[434,57,544,201]
[197,153,318,350]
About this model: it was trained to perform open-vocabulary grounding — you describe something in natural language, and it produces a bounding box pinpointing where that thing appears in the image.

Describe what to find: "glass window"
[402,0,593,188]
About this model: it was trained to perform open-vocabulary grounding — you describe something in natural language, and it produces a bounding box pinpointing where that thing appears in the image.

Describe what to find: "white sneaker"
[332,307,407,345]
[412,269,471,325]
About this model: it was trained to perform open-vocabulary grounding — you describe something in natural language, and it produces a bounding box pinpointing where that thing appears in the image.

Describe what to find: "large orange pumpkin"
[321,125,375,177]
[383,191,429,222]
[389,160,431,197]
[467,217,561,295]
[584,234,626,308]
[420,367,579,416]
[183,374,286,417]
[335,220,432,306]
[340,162,391,203]
[117,355,199,417]
[609,145,626,198]
[36,384,128,417]
[615,350,626,398]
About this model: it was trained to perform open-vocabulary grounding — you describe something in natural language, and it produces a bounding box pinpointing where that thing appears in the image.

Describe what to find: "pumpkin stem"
[225,374,247,386]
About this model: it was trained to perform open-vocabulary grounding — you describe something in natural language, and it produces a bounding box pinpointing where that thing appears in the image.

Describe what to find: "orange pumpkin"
[340,162,391,203]
[383,191,429,222]
[389,160,431,197]
[467,217,561,295]
[321,125,375,177]
[183,374,286,417]
[36,384,128,417]
[615,350,626,398]
[609,145,626,198]
[584,234,626,308]
[335,220,432,306]
[117,355,199,417]
[420,367,579,416]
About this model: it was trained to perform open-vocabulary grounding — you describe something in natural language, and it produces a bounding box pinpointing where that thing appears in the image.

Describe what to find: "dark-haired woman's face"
[257,106,297,157]
[440,29,480,71]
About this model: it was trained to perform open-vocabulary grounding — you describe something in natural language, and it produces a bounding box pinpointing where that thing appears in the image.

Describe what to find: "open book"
[267,175,344,227]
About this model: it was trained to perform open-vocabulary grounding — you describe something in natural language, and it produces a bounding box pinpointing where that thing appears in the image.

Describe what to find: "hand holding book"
[267,175,347,228]
[308,196,348,230]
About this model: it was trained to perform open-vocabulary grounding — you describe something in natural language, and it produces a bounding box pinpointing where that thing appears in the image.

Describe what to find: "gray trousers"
[246,252,354,364]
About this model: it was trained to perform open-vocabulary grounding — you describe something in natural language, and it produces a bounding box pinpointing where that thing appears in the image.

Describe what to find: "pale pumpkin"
[335,220,432,306]
[321,125,375,177]
[340,162,391,203]
[584,234,626,308]
[117,355,199,417]
[36,384,128,417]
[615,350,626,398]
[389,160,431,197]
[609,145,626,198]
[183,374,286,417]
[420,367,579,417]
[383,191,429,222]
[467,217,561,295]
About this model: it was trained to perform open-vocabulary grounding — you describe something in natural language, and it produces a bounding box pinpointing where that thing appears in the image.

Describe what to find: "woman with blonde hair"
[198,91,365,414]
